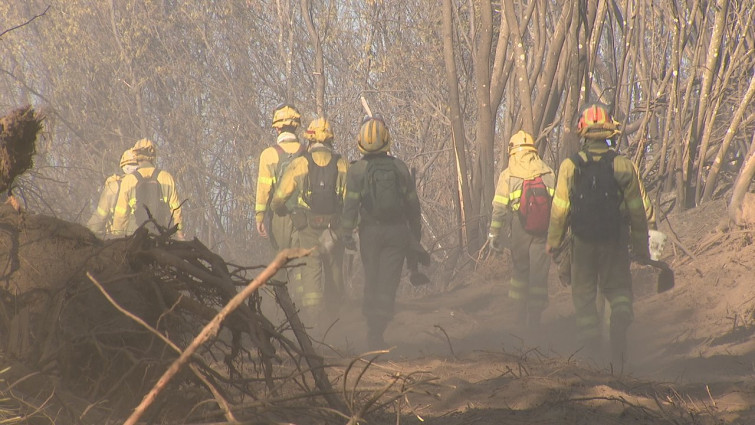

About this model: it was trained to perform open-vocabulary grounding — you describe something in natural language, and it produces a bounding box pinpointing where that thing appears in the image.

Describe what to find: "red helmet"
[577,104,621,140]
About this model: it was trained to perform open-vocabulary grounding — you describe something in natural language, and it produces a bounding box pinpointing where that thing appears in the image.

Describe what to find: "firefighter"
[112,138,185,239]
[255,103,306,286]
[271,117,348,327]
[340,115,423,350]
[487,131,556,327]
[86,149,138,238]
[546,104,649,366]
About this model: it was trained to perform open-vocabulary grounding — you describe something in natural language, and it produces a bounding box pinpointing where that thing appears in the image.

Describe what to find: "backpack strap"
[273,144,286,158]
[275,143,306,158]
[304,151,315,169]
[132,168,161,182]
[570,152,586,170]
[599,150,617,167]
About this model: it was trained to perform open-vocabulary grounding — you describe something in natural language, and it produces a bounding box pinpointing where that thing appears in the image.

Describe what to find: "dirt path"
[317,199,755,424]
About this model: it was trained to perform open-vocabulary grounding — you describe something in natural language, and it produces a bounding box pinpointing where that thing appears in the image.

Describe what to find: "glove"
[631,233,651,261]
[274,204,290,217]
[342,234,357,252]
[409,269,431,286]
[487,233,503,253]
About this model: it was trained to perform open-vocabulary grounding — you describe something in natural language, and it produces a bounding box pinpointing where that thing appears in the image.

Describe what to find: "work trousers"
[269,213,299,285]
[358,221,408,334]
[571,227,633,345]
[294,222,345,329]
[509,218,550,317]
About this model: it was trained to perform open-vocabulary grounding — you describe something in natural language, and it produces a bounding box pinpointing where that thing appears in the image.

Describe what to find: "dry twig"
[123,248,311,425]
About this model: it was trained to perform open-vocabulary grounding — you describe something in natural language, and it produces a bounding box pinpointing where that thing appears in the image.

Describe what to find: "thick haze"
[0,0,753,270]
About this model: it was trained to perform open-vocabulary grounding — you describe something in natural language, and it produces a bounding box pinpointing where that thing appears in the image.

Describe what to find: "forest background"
[0,0,754,278]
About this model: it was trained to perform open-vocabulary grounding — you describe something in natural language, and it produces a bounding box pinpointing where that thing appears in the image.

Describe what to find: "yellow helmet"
[304,117,334,143]
[271,104,301,129]
[119,149,138,168]
[357,116,391,154]
[133,138,157,161]
[577,103,622,140]
[508,131,537,156]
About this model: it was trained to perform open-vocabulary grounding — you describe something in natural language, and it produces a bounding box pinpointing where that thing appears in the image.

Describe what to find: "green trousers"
[509,218,550,317]
[358,222,408,335]
[571,227,633,345]
[269,212,299,285]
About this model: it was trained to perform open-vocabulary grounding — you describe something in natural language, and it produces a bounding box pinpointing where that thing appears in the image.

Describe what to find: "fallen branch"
[123,248,312,425]
[87,272,237,423]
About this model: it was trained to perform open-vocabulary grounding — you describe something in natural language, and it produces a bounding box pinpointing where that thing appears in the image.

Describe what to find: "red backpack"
[517,176,551,235]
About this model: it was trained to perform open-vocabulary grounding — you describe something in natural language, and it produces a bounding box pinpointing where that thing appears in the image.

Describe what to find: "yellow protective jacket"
[254,132,304,223]
[547,140,649,256]
[271,143,348,214]
[489,150,556,237]
[112,163,184,235]
[635,162,657,230]
[86,173,122,237]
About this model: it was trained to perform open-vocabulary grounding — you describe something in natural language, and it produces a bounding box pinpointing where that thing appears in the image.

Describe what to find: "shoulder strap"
[274,143,306,159]
[273,144,285,157]
[133,170,144,182]
[570,152,586,169]
[600,150,617,165]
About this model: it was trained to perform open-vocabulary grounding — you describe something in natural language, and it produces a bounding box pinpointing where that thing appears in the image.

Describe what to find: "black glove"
[342,234,357,252]
[487,233,503,253]
[273,204,289,217]
[409,269,431,286]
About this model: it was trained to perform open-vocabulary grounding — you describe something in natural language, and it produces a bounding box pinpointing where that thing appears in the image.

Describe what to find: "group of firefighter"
[254,105,425,350]
[86,137,185,240]
[489,103,658,366]
[87,101,660,364]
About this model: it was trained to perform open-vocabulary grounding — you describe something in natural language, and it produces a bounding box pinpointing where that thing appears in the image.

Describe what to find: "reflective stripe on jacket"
[547,140,649,255]
[86,174,121,236]
[271,143,348,213]
[254,132,302,223]
[490,151,556,237]
[112,163,183,235]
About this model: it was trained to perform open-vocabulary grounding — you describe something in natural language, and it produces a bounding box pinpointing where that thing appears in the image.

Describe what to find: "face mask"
[122,164,138,174]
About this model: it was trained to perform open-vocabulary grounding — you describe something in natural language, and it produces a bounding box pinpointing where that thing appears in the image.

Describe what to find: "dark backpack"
[569,150,622,242]
[303,152,340,215]
[133,169,172,228]
[516,175,552,235]
[271,143,306,211]
[363,156,405,222]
